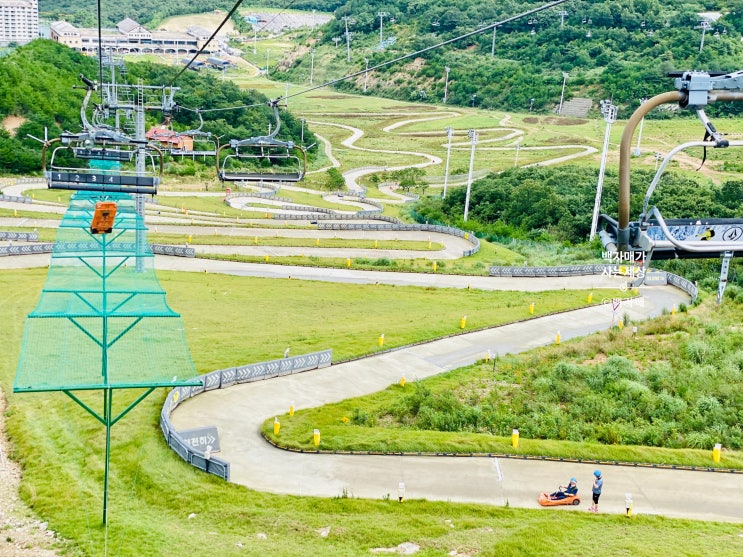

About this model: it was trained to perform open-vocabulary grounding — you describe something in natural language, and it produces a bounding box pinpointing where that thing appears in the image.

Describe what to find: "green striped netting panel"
[15,192,200,392]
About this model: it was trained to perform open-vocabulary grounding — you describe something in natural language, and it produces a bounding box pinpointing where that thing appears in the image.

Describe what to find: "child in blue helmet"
[550,477,578,499]
[589,470,603,513]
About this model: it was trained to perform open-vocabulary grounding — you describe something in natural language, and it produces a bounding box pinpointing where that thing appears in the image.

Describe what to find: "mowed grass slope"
[3,268,743,556]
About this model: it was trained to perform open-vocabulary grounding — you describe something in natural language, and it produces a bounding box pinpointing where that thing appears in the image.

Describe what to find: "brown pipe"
[617,91,683,249]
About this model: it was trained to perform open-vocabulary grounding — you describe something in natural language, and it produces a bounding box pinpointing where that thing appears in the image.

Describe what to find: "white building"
[0,0,39,46]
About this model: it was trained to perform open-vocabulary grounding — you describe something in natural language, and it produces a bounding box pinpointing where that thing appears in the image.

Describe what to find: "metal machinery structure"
[598,70,743,303]
[217,100,307,184]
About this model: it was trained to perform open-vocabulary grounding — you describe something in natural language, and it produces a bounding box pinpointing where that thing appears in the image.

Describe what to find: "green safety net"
[14,191,201,392]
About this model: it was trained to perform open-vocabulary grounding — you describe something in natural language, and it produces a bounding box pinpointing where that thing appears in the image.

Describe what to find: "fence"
[0,231,38,241]
[160,349,333,481]
[319,222,480,257]
[0,194,33,204]
[0,242,195,258]
[488,265,698,302]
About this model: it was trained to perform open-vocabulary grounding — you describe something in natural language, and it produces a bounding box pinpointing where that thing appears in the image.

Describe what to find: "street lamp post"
[378,12,388,48]
[300,118,305,144]
[443,126,453,199]
[529,98,535,111]
[363,58,369,92]
[471,94,477,107]
[443,66,450,103]
[633,98,648,156]
[464,129,478,222]
[558,72,569,115]
[343,16,354,63]
[589,100,618,241]
[310,48,315,84]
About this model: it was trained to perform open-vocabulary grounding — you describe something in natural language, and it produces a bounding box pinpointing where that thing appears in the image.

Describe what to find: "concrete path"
[162,263,743,524]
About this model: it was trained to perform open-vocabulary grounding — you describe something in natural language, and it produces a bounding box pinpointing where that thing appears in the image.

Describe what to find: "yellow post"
[587,291,593,303]
[511,428,519,448]
[378,333,385,347]
[618,319,624,330]
[433,261,438,272]
[313,429,321,447]
[428,236,431,248]
[713,443,722,463]
[346,258,351,268]
[315,238,320,247]
[400,375,406,387]
[289,402,295,417]
[265,255,269,262]
[187,234,192,243]
[464,232,469,240]
[460,315,467,329]
[254,236,258,244]
[671,305,677,315]
[529,302,535,315]
[13,209,17,217]
[555,331,561,345]
[625,493,633,517]
[273,418,280,435]
[485,350,491,363]
[265,212,270,218]
[374,240,378,248]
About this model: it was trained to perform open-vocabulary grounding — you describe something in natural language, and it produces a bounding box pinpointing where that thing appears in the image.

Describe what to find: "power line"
[278,0,569,102]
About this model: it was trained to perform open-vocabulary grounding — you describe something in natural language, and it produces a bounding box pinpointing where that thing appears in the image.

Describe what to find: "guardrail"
[488,265,698,302]
[0,194,33,204]
[0,243,195,258]
[275,213,401,223]
[0,231,38,241]
[160,349,333,481]
[225,192,293,203]
[319,222,480,257]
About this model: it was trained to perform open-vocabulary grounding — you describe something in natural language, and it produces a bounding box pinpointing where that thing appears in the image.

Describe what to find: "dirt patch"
[158,13,235,36]
[523,117,539,124]
[406,57,425,72]
[2,115,26,135]
[541,116,588,126]
[582,353,608,366]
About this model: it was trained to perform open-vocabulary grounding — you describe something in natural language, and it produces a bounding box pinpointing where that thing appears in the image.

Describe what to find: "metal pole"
[443,66,450,103]
[363,58,369,92]
[589,101,617,240]
[514,141,521,167]
[464,129,478,221]
[633,98,647,156]
[378,12,387,48]
[135,84,145,273]
[344,16,352,63]
[310,48,315,84]
[443,126,453,199]
[300,118,305,144]
[266,49,270,75]
[558,72,568,115]
[491,25,496,56]
[253,26,257,55]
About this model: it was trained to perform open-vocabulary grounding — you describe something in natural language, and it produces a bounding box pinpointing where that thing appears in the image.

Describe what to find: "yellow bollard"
[511,428,519,448]
[254,236,258,244]
[398,481,406,502]
[374,240,378,248]
[378,333,385,347]
[460,315,467,329]
[587,291,593,303]
[346,258,351,268]
[316,238,320,247]
[555,331,561,345]
[529,302,535,315]
[485,350,491,363]
[265,212,270,218]
[433,261,438,272]
[289,402,295,417]
[671,305,677,315]
[713,443,722,463]
[464,232,469,240]
[625,493,633,517]
[13,209,17,217]
[618,319,624,330]
[313,429,321,447]
[400,375,406,387]
[188,234,192,243]
[273,418,280,435]
[265,255,269,262]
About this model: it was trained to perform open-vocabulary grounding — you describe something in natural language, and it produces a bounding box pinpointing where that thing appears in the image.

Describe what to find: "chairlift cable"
[277,0,569,103]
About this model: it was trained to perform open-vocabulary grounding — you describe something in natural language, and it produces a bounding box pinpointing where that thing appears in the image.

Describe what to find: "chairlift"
[43,132,163,195]
[217,101,306,184]
[597,70,743,300]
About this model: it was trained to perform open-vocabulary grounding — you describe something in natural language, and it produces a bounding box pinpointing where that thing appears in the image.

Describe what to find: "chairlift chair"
[217,101,306,183]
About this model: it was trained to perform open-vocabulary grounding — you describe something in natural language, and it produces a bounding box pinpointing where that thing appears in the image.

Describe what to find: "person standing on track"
[589,470,603,513]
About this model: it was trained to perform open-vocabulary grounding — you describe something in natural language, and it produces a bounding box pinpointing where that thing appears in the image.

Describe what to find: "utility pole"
[557,72,569,115]
[443,126,453,199]
[557,10,568,27]
[491,25,497,56]
[697,20,712,52]
[378,12,388,48]
[589,100,618,241]
[633,98,647,156]
[265,49,270,75]
[443,66,450,103]
[464,129,478,221]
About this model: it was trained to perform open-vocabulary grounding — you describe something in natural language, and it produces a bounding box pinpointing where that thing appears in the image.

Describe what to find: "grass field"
[4,268,743,556]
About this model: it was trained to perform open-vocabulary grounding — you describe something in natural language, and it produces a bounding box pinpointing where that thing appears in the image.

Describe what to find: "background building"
[0,0,39,46]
